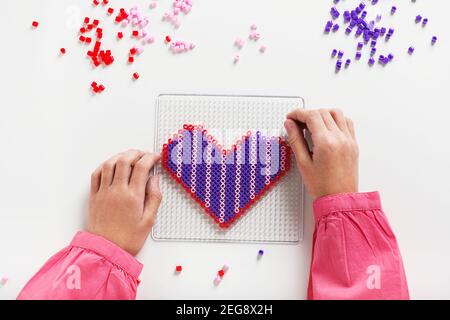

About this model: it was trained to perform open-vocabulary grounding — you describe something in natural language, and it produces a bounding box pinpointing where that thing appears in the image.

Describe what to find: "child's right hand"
[88,150,162,256]
[284,109,359,200]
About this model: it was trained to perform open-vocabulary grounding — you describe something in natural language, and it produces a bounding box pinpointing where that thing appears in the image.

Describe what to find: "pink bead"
[259,45,267,53]
[251,24,258,30]
[249,31,260,41]
[150,1,158,9]
[174,8,181,15]
[235,38,245,49]
[0,275,8,287]
[234,55,240,63]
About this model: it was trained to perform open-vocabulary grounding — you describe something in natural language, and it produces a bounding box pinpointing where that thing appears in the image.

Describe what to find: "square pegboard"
[153,94,304,243]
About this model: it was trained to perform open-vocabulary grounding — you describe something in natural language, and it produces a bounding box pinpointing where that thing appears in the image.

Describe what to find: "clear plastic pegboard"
[153,94,304,243]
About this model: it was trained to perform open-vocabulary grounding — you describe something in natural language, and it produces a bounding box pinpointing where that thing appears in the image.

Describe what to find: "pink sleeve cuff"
[313,191,382,221]
[70,231,143,280]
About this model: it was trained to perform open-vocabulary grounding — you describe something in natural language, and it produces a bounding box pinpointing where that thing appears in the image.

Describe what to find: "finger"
[346,117,356,139]
[90,166,102,194]
[130,153,161,192]
[284,119,312,168]
[330,108,349,132]
[142,175,162,228]
[100,154,122,188]
[113,150,146,186]
[286,109,327,135]
[319,109,338,131]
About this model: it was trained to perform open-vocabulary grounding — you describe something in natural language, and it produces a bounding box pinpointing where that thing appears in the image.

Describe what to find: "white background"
[0,0,449,300]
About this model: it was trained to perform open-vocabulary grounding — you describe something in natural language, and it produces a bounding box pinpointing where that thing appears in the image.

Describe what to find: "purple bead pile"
[325,1,438,72]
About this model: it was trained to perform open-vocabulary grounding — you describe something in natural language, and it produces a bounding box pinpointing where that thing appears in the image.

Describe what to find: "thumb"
[142,175,162,228]
[284,119,312,169]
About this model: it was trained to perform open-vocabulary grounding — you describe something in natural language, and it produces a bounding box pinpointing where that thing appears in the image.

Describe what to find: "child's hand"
[285,109,359,200]
[88,150,162,256]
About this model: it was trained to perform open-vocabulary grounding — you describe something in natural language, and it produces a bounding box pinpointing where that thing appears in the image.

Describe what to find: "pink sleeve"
[17,231,142,300]
[307,192,409,300]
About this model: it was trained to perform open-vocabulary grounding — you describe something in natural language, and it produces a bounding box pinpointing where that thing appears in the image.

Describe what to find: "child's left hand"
[88,150,162,256]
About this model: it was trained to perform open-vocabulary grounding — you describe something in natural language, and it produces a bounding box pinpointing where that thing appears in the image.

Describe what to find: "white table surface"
[1,0,449,300]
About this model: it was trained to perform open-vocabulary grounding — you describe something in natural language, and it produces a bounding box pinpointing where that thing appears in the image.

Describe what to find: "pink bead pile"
[163,0,193,29]
[233,24,267,64]
[170,40,196,54]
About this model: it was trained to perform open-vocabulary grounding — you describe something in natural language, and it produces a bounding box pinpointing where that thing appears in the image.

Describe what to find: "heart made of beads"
[162,125,291,228]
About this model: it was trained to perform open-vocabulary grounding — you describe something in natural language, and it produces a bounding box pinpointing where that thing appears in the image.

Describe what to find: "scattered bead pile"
[31,1,196,94]
[91,81,106,94]
[325,1,438,72]
[163,0,193,29]
[233,24,267,64]
[170,40,196,54]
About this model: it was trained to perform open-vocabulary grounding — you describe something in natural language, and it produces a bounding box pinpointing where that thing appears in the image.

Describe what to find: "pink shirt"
[17,192,409,300]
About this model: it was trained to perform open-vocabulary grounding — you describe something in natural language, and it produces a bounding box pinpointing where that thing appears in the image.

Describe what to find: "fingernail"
[284,119,294,132]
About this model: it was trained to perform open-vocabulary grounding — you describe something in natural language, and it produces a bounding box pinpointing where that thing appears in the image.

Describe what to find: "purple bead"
[345,59,351,67]
[388,53,394,61]
[334,0,340,3]
[338,50,344,58]
[371,0,378,5]
[344,11,351,22]
[332,23,340,32]
[415,15,422,23]
[371,40,377,47]
[336,60,342,71]
[357,42,363,50]
[360,20,368,29]
[370,47,377,56]
[408,46,415,54]
[331,49,338,57]
[422,18,428,26]
[380,27,387,36]
[431,36,437,45]
[330,7,340,19]
[355,51,362,60]
[359,2,366,10]
[391,6,397,15]
[361,11,367,19]
[345,27,352,34]
[368,57,375,66]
